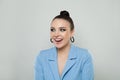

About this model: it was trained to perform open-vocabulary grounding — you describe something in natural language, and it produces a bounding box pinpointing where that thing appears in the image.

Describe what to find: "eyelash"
[50,28,55,32]
[60,29,66,32]
[50,28,66,32]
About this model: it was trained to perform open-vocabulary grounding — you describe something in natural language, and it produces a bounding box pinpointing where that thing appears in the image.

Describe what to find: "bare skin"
[57,43,70,76]
[50,19,74,76]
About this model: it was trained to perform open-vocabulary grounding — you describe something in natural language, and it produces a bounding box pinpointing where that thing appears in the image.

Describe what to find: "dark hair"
[52,10,74,31]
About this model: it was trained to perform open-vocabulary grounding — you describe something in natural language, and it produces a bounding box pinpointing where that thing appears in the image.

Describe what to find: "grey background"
[0,0,120,80]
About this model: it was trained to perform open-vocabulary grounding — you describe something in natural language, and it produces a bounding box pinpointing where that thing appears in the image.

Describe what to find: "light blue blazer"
[34,45,94,80]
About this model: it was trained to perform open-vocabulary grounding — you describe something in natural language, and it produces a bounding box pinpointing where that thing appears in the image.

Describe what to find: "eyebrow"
[51,26,66,29]
[50,27,54,28]
[59,27,66,28]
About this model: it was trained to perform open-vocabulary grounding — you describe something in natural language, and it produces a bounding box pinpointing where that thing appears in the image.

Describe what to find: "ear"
[71,29,75,37]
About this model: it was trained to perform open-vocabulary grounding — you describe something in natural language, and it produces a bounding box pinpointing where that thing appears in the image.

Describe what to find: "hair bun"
[60,10,70,17]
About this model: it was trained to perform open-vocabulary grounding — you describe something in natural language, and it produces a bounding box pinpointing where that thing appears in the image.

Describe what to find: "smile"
[54,38,63,42]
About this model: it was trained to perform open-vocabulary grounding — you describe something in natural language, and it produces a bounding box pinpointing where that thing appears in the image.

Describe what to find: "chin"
[53,40,70,49]
[54,43,69,49]
[55,45,63,49]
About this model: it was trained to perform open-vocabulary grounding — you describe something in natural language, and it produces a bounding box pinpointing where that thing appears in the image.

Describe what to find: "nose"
[54,30,60,37]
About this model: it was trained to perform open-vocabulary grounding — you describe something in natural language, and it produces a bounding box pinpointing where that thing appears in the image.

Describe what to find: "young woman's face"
[50,18,74,49]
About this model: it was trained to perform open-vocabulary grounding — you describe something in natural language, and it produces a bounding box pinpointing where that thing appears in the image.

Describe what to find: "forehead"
[51,19,70,28]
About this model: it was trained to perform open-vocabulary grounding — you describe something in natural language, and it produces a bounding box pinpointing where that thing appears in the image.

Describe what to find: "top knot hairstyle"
[60,11,70,17]
[52,10,74,31]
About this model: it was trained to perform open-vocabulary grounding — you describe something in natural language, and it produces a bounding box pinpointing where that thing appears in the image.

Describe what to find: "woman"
[34,10,94,80]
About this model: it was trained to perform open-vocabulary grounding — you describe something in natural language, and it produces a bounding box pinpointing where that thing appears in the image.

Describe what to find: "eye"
[50,28,55,32]
[60,28,66,32]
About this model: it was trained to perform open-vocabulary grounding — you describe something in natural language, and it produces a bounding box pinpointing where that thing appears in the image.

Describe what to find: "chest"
[44,58,82,80]
[58,56,68,76]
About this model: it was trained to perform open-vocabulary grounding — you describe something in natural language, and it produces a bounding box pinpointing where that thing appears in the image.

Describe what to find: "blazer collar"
[48,44,78,80]
[48,44,77,61]
[68,44,77,60]
[48,46,57,61]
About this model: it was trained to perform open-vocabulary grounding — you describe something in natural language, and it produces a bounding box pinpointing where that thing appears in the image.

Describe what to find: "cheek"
[63,32,71,39]
[50,32,53,38]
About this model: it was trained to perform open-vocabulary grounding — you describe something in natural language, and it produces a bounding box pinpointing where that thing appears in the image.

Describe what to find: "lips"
[54,38,63,42]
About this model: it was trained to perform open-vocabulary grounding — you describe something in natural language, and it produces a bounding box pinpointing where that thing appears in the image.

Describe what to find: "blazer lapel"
[47,45,77,80]
[61,45,77,79]
[48,47,60,80]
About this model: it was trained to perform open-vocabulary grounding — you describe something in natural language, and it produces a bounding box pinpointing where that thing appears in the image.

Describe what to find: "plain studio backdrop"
[0,0,120,80]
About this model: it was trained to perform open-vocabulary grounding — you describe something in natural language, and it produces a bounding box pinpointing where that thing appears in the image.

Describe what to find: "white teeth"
[55,39,61,41]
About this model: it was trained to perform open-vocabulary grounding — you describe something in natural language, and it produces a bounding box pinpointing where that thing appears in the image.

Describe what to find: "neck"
[57,43,71,56]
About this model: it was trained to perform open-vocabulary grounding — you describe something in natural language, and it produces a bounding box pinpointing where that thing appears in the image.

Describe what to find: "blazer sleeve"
[34,52,44,80]
[81,52,94,80]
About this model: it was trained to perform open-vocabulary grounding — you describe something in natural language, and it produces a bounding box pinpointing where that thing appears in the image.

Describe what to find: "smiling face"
[50,18,74,49]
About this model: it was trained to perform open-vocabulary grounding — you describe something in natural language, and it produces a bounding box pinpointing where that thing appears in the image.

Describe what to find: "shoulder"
[73,45,92,59]
[37,47,54,57]
[35,47,55,61]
